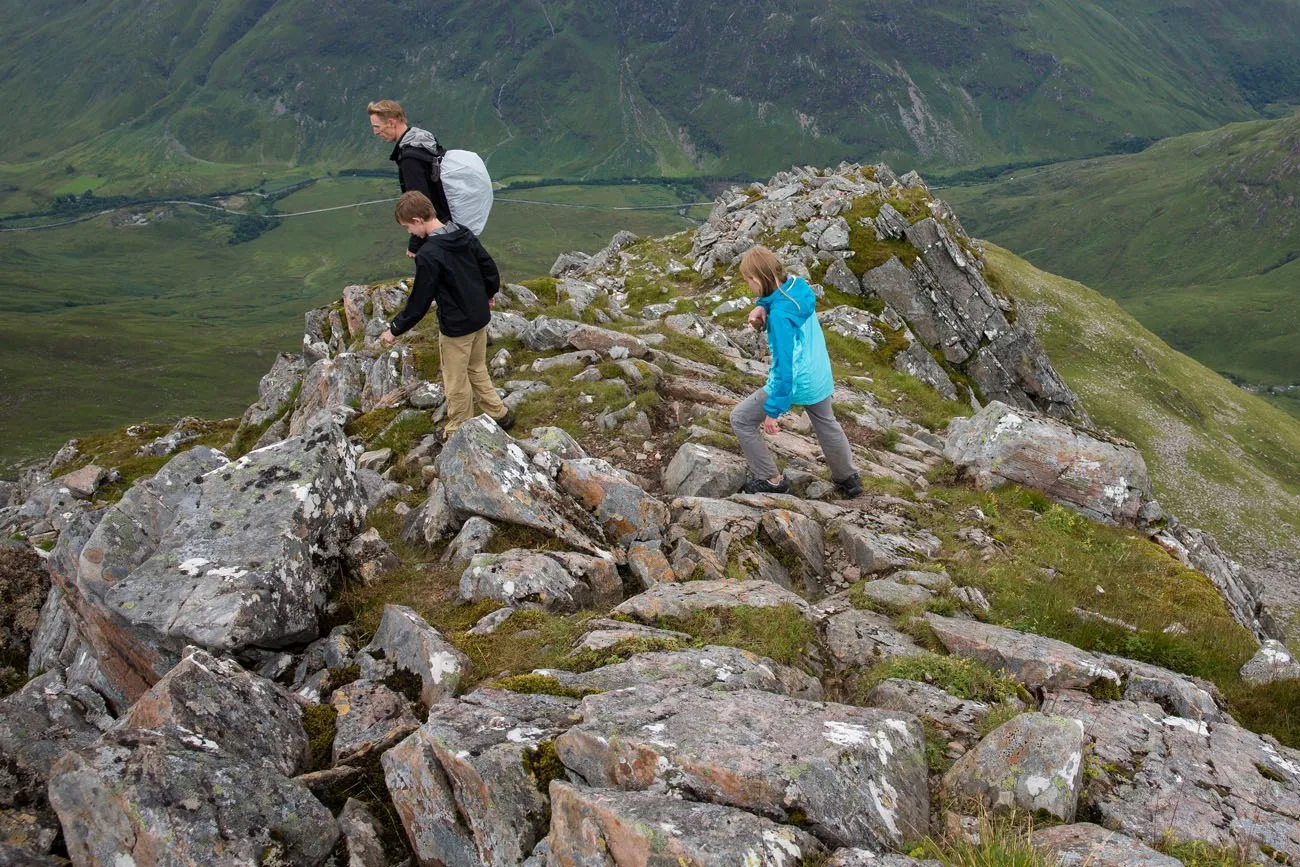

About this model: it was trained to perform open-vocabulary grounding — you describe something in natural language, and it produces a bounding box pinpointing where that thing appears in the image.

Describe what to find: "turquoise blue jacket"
[756,275,835,418]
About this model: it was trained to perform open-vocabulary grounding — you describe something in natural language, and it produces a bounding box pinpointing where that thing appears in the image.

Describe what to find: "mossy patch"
[861,652,1028,705]
[302,704,338,772]
[842,197,921,274]
[565,636,689,673]
[656,605,814,669]
[487,673,598,699]
[521,739,567,795]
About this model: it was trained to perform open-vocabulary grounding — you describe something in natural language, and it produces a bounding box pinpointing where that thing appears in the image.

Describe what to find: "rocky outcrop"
[50,425,365,702]
[926,614,1121,693]
[942,713,1086,821]
[944,401,1150,526]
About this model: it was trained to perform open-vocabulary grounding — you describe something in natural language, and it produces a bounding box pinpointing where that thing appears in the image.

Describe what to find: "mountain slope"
[942,114,1300,401]
[982,242,1300,635]
[6,0,1300,190]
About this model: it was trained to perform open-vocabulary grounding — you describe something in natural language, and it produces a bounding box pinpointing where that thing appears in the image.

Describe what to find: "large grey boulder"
[556,457,669,547]
[821,608,923,670]
[537,645,822,701]
[48,726,338,866]
[363,604,468,708]
[1032,823,1183,867]
[566,324,650,358]
[54,425,365,703]
[383,689,579,867]
[863,678,997,745]
[942,712,1087,821]
[522,316,583,351]
[556,684,930,849]
[330,680,420,764]
[662,443,749,499]
[437,416,605,553]
[1099,653,1231,723]
[944,401,1150,526]
[547,781,824,867]
[461,549,621,613]
[1044,689,1300,863]
[120,647,309,776]
[926,614,1121,693]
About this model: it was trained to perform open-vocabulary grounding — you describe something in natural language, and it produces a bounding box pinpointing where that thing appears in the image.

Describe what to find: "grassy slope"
[983,244,1300,615]
[0,179,704,469]
[942,114,1300,399]
[6,0,1300,192]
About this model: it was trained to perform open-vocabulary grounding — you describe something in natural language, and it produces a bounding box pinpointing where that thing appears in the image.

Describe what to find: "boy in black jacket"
[381,191,515,438]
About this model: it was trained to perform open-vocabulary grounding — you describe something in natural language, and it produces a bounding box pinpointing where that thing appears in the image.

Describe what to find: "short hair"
[395,191,435,224]
[367,99,406,123]
[739,246,786,296]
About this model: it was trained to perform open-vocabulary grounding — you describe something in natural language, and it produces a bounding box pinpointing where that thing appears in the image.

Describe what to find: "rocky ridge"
[0,163,1296,865]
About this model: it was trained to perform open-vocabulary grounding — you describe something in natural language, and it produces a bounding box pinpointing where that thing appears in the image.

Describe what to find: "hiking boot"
[740,475,791,495]
[834,472,863,499]
[495,408,517,432]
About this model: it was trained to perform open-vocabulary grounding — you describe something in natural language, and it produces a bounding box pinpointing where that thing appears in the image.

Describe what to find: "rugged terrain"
[1,164,1298,865]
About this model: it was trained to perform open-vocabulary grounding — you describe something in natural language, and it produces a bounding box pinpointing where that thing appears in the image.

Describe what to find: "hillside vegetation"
[983,243,1300,634]
[943,114,1300,407]
[5,0,1300,201]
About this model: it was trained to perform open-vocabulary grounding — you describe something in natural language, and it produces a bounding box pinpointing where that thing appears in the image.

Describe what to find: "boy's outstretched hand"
[380,329,396,345]
[762,417,780,435]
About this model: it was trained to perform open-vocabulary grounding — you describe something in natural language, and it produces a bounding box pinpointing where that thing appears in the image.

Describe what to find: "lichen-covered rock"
[926,614,1121,693]
[360,345,419,411]
[1043,689,1300,864]
[241,352,304,428]
[612,580,811,623]
[338,798,393,867]
[121,647,309,776]
[626,542,675,587]
[821,609,923,670]
[857,579,933,612]
[441,516,496,573]
[461,549,621,613]
[364,604,468,708]
[54,425,365,702]
[383,689,578,867]
[330,680,419,764]
[289,353,366,436]
[556,683,930,849]
[863,679,999,745]
[944,401,1150,526]
[568,619,691,654]
[48,726,338,867]
[547,781,824,867]
[662,443,749,499]
[839,525,938,574]
[1240,639,1300,685]
[437,416,605,553]
[1031,823,1183,867]
[761,508,825,581]
[345,527,401,585]
[566,324,650,358]
[942,712,1086,821]
[1098,653,1231,723]
[557,457,669,547]
[523,316,584,351]
[539,645,822,701]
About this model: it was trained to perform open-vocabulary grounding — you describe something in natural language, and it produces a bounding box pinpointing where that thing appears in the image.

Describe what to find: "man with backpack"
[368,99,453,258]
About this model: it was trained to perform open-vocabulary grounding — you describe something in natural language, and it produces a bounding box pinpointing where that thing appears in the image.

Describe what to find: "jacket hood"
[757,275,817,325]
[395,126,442,162]
[423,222,473,251]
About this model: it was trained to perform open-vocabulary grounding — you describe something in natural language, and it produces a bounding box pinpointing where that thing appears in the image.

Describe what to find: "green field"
[942,114,1300,409]
[0,178,705,471]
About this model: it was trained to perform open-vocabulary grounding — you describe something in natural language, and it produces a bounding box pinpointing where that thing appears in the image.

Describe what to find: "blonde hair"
[739,246,786,296]
[394,191,435,224]
[367,99,406,123]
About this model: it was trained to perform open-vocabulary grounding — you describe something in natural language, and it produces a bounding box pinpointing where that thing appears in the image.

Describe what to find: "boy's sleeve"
[763,312,795,418]
[390,256,439,336]
[473,237,501,298]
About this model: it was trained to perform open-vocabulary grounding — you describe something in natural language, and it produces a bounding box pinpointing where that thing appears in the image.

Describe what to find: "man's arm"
[398,155,436,254]
[389,257,440,336]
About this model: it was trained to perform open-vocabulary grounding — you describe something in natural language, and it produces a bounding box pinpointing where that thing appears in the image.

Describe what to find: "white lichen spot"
[643,723,666,734]
[427,650,462,685]
[205,566,249,580]
[822,720,874,748]
[502,580,516,597]
[178,558,211,576]
[1024,775,1051,796]
[742,850,763,867]
[1059,747,1082,791]
[714,666,733,682]
[506,726,545,745]
[113,854,137,867]
[1162,716,1209,736]
[1261,744,1300,776]
[884,718,912,740]
[868,776,901,839]
[761,828,803,864]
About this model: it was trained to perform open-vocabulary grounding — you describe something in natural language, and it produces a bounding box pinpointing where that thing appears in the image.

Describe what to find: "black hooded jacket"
[391,126,453,253]
[389,222,500,338]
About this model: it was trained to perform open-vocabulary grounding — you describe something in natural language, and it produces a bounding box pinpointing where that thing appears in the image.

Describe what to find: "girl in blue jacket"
[730,246,862,497]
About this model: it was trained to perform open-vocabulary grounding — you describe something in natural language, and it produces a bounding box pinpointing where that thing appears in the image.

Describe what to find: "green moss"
[521,739,567,795]
[861,652,1028,704]
[658,605,814,668]
[487,673,598,699]
[325,665,360,694]
[977,700,1029,738]
[383,667,428,713]
[372,411,436,456]
[518,277,559,306]
[842,198,921,275]
[565,637,689,673]
[302,704,338,772]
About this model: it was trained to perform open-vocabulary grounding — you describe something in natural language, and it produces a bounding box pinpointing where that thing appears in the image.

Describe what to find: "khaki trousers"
[438,326,507,434]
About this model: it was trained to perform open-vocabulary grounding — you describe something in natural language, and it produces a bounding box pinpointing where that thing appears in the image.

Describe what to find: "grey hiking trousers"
[730,388,857,483]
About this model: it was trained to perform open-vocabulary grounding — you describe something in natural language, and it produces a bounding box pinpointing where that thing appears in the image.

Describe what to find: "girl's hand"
[747,307,766,330]
[762,417,780,435]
